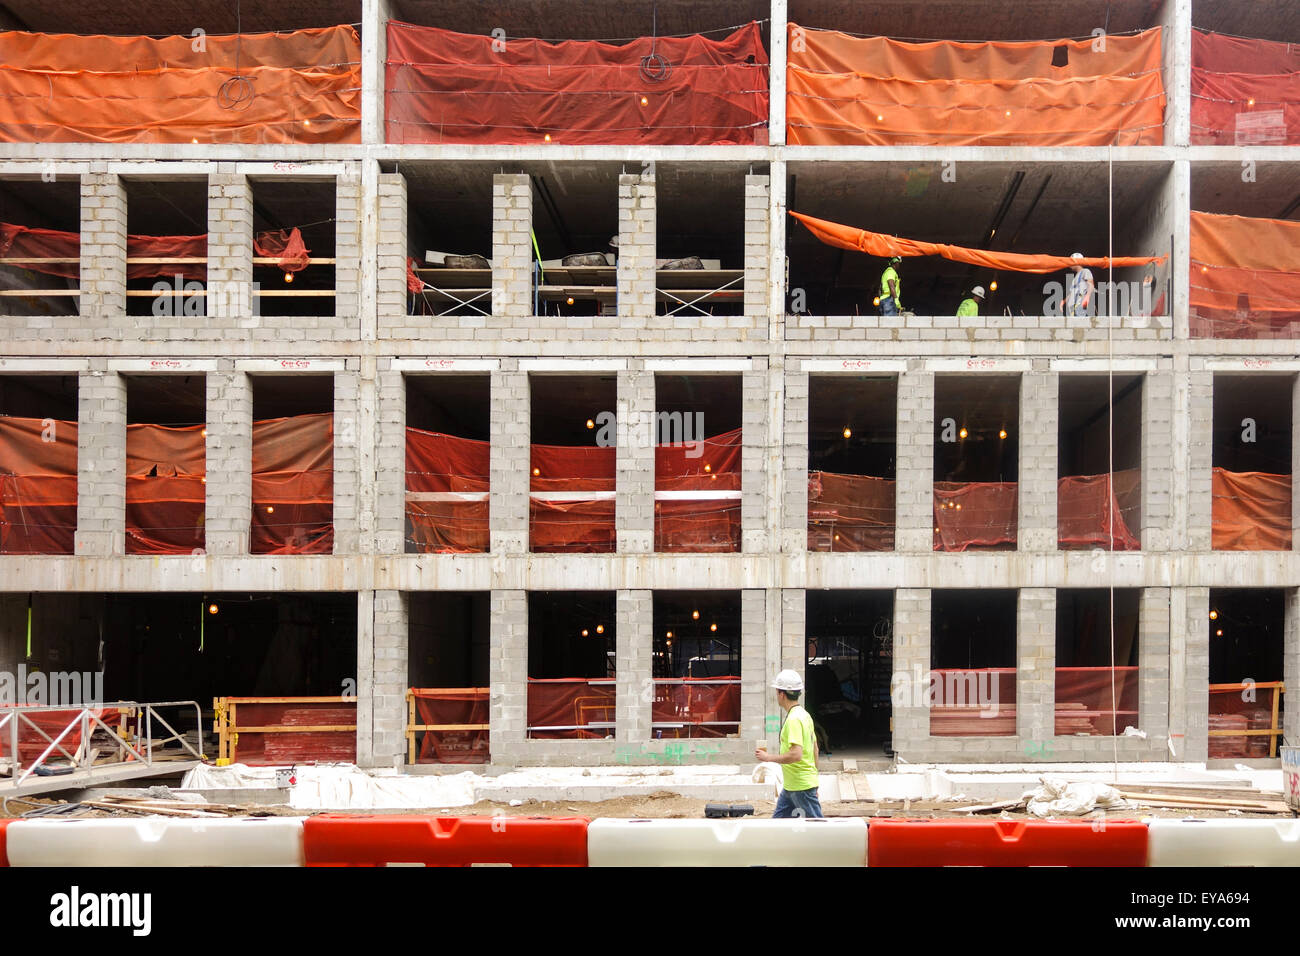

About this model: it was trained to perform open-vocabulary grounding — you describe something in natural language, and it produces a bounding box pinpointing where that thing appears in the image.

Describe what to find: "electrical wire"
[639,4,673,83]
[217,0,256,112]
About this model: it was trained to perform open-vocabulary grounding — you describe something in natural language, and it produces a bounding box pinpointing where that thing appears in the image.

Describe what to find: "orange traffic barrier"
[302,814,590,867]
[0,819,9,867]
[867,818,1148,867]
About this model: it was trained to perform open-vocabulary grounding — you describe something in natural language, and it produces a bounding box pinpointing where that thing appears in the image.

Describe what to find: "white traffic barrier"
[4,817,306,867]
[1147,818,1300,867]
[588,817,867,867]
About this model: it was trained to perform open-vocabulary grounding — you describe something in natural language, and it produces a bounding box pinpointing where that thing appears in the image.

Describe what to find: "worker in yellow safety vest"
[878,257,902,315]
[957,285,985,317]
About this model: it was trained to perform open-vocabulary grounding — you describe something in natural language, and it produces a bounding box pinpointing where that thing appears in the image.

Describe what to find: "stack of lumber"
[79,794,257,817]
[1118,782,1293,815]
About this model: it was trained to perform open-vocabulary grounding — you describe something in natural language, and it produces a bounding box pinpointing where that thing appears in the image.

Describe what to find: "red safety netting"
[787,25,1165,146]
[1055,666,1140,735]
[405,428,489,554]
[1212,467,1292,551]
[0,706,123,765]
[1208,683,1284,758]
[224,700,356,765]
[253,227,311,273]
[807,471,895,551]
[125,423,205,555]
[412,689,489,764]
[0,26,361,144]
[1,222,208,281]
[1190,210,1300,339]
[1057,470,1142,550]
[656,427,742,552]
[385,21,768,145]
[0,416,77,554]
[651,679,741,738]
[531,440,615,553]
[1192,31,1300,146]
[251,412,333,555]
[527,678,615,739]
[929,668,1017,736]
[934,481,1017,551]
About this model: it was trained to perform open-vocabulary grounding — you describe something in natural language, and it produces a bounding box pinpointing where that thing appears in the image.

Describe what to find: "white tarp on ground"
[1023,777,1131,818]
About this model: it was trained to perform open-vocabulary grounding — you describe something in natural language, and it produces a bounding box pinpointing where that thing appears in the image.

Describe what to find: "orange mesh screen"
[1057,470,1141,550]
[254,228,311,272]
[385,21,768,145]
[1190,210,1300,339]
[530,498,616,553]
[1192,31,1300,146]
[226,700,356,765]
[0,416,77,554]
[807,470,895,551]
[405,428,489,554]
[787,25,1164,146]
[412,689,489,764]
[1212,467,1292,550]
[1055,666,1140,735]
[651,679,741,738]
[1,222,209,281]
[934,481,1017,551]
[656,427,742,553]
[250,413,333,555]
[1208,683,1283,758]
[125,423,205,555]
[929,668,1017,736]
[527,678,616,739]
[0,26,361,144]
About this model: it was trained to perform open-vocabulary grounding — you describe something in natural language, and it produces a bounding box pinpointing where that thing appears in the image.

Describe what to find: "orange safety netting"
[253,227,311,273]
[1055,666,1140,735]
[527,678,615,739]
[934,481,1017,551]
[1208,682,1284,758]
[385,21,768,145]
[406,427,489,554]
[0,26,361,144]
[224,699,356,766]
[1058,470,1141,550]
[0,706,122,764]
[251,412,333,555]
[0,416,77,554]
[1192,31,1300,146]
[929,668,1017,736]
[807,471,895,551]
[792,211,1165,273]
[787,25,1165,146]
[125,423,205,555]
[412,689,489,764]
[1212,467,1292,551]
[1190,210,1300,339]
[531,440,615,553]
[652,679,741,738]
[656,427,742,552]
[1,222,208,281]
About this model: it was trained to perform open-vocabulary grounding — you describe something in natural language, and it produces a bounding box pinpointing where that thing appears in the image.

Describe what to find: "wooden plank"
[222,696,357,703]
[410,688,491,695]
[0,289,78,296]
[231,725,356,733]
[410,724,490,732]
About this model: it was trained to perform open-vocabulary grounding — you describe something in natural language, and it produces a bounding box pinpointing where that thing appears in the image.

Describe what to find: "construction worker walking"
[1066,252,1095,317]
[756,669,824,819]
[957,285,985,317]
[878,256,903,316]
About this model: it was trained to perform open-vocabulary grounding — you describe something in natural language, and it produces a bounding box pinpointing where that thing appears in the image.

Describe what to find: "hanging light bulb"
[666,630,673,639]
[640,96,649,107]
[990,280,998,291]
[284,272,294,284]
[704,464,712,473]
[266,505,275,514]
[999,428,1008,440]
[596,624,604,635]
[208,603,219,615]
[581,629,589,637]
[1247,98,1255,107]
[1209,609,1218,620]
[532,467,540,476]
[544,133,552,142]
[1216,628,1223,636]
[842,426,852,439]
[586,418,595,429]
[303,119,311,127]
[959,427,968,439]
[872,297,881,307]
[692,610,700,620]
[876,114,884,122]
[710,622,718,632]
[566,297,575,305]
[201,428,208,437]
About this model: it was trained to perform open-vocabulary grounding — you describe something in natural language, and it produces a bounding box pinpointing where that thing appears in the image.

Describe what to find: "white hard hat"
[972,285,985,298]
[772,669,804,692]
[1071,252,1084,260]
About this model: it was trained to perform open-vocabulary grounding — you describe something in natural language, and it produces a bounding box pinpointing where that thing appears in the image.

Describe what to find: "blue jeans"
[879,297,899,316]
[774,786,824,819]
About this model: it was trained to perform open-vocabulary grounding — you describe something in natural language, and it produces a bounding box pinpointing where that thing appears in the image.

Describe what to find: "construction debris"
[1023,778,1130,818]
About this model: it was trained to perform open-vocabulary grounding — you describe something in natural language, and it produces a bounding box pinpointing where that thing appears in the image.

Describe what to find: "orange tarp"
[412,689,489,764]
[787,25,1164,146]
[652,679,741,738]
[1,222,208,281]
[250,413,333,555]
[405,428,489,554]
[1190,210,1300,338]
[125,423,205,555]
[0,26,361,144]
[527,678,615,739]
[1192,31,1300,146]
[1212,468,1291,551]
[791,211,1164,273]
[1057,471,1141,551]
[807,471,895,551]
[0,416,77,554]
[934,481,1017,551]
[1055,667,1140,735]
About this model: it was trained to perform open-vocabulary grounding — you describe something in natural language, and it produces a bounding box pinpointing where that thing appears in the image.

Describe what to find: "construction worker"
[878,256,903,316]
[957,285,985,317]
[1066,252,1095,317]
[756,669,823,819]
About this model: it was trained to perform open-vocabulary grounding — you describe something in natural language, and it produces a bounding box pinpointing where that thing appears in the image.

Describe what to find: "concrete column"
[355,589,375,764]
[332,367,360,554]
[770,0,788,145]
[741,589,768,742]
[779,588,804,675]
[1293,375,1300,546]
[617,173,655,319]
[1285,589,1300,745]
[1018,369,1057,551]
[490,589,528,752]
[1182,587,1210,762]
[492,173,533,318]
[490,364,529,554]
[1017,588,1055,747]
[376,173,408,324]
[1139,587,1172,746]
[742,361,769,553]
[768,159,787,341]
[1161,0,1192,147]
[204,370,252,555]
[79,173,126,319]
[782,368,809,554]
[1171,160,1191,338]
[1186,370,1213,552]
[895,366,935,552]
[75,369,125,556]
[891,589,931,757]
[616,365,654,553]
[363,589,408,768]
[1142,370,1174,551]
[361,0,393,144]
[375,365,406,555]
[615,590,651,742]
[743,175,771,320]
[335,169,363,329]
[206,169,253,323]
[356,355,377,555]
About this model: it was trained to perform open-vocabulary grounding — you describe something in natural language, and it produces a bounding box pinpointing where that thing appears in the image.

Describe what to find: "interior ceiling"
[530,374,617,441]
[1193,0,1300,44]
[125,375,206,425]
[935,376,1020,429]
[1192,163,1300,220]
[1213,374,1294,437]
[0,179,80,231]
[0,1,360,34]
[248,179,337,252]
[1058,374,1142,433]
[249,373,333,419]
[809,376,896,444]
[790,0,1160,41]
[407,374,490,437]
[123,179,208,234]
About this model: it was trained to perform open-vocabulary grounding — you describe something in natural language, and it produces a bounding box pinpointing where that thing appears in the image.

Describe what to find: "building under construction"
[0,0,1297,774]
